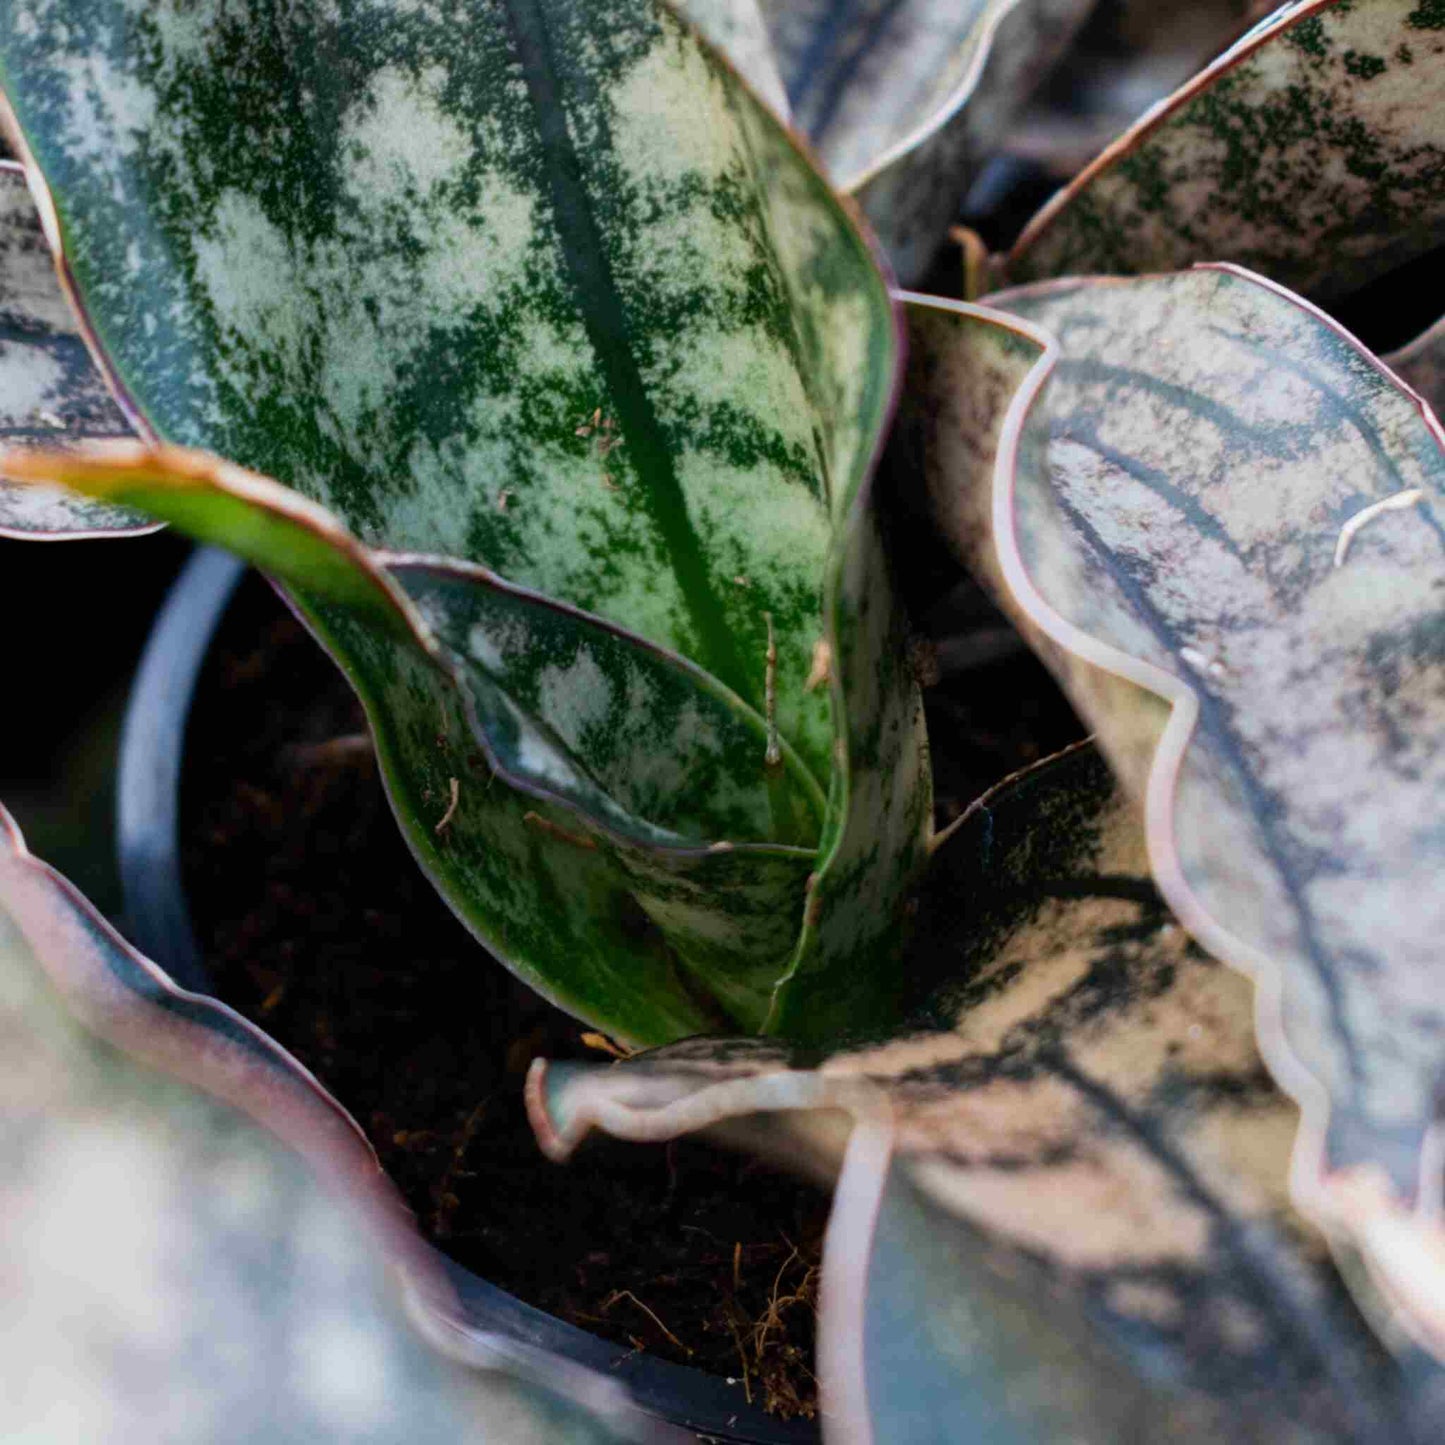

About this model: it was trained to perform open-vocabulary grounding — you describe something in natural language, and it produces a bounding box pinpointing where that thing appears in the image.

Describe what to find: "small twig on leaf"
[803,638,831,692]
[1334,488,1426,567]
[434,776,460,835]
[579,1031,634,1059]
[522,810,597,850]
[763,612,781,769]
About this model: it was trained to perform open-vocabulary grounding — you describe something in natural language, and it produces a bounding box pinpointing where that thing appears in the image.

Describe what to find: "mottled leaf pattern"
[2,441,817,1040]
[0,0,892,774]
[394,558,824,848]
[1009,0,1445,301]
[907,269,1445,1353]
[674,0,790,116]
[0,0,929,1042]
[0,803,670,1443]
[0,162,141,535]
[532,747,1443,1440]
[762,0,1094,281]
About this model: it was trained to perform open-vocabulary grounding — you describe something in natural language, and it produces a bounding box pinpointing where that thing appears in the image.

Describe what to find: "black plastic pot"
[116,548,822,1445]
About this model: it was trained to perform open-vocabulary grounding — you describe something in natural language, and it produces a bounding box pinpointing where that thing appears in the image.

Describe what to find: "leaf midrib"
[502,0,753,706]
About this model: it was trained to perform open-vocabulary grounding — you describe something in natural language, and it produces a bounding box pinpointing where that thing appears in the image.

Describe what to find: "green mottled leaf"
[5,441,819,1040]
[0,0,891,777]
[1008,0,1445,301]
[532,746,1441,1440]
[761,505,933,1042]
[0,803,671,1443]
[905,268,1445,1356]
[0,162,143,536]
[761,0,1094,281]
[0,0,929,1041]
[394,557,824,847]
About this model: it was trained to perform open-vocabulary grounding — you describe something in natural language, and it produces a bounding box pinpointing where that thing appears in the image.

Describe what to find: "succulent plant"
[7,0,1445,1441]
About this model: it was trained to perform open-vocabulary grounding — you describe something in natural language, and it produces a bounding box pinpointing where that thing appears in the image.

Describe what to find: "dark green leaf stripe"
[1009,0,1445,301]
[501,0,751,701]
[0,163,141,535]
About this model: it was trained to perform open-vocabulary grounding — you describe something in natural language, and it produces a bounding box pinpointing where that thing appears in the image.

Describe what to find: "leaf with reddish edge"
[897,270,1445,1362]
[0,161,143,536]
[0,801,677,1442]
[1007,0,1445,302]
[530,745,1438,1441]
[1006,0,1278,183]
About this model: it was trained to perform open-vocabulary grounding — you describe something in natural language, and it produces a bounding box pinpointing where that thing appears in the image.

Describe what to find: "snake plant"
[8,2,1445,1442]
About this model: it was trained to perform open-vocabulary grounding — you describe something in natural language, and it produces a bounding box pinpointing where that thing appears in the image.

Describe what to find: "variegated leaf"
[0,803,673,1443]
[0,161,142,536]
[1387,313,1445,421]
[1008,0,1445,301]
[0,0,890,774]
[532,746,1442,1441]
[0,441,821,1041]
[761,0,1095,281]
[0,0,929,1041]
[904,269,1445,1356]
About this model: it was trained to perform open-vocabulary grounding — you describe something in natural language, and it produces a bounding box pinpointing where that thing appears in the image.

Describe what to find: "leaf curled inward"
[902,268,1445,1359]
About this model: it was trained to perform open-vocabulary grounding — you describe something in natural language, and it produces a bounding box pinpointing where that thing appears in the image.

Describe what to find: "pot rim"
[116,546,822,1445]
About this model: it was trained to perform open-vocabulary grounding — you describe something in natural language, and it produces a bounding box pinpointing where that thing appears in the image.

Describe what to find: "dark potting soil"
[179,570,1082,1422]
